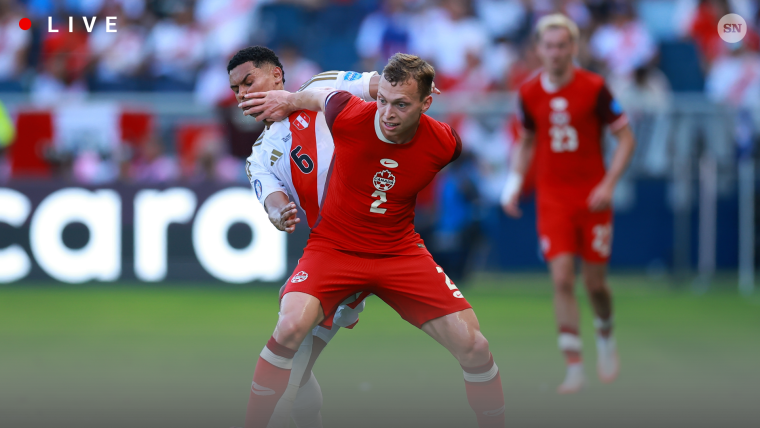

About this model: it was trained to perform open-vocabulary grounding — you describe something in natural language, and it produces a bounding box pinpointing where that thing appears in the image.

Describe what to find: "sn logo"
[724,23,743,33]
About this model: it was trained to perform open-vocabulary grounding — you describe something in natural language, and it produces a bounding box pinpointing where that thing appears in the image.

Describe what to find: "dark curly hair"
[227,46,286,85]
[382,53,435,100]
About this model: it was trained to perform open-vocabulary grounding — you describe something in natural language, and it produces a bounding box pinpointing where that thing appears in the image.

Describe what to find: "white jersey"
[245,70,377,227]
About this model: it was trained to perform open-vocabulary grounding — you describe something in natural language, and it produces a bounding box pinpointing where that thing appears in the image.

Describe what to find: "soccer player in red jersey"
[239,53,505,427]
[501,15,636,394]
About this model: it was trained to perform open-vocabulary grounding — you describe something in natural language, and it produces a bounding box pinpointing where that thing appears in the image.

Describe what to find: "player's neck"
[376,111,419,145]
[547,67,575,89]
[381,123,419,145]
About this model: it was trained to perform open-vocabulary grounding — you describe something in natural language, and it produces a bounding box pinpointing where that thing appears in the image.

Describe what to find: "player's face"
[537,27,576,75]
[376,77,433,142]
[229,62,284,116]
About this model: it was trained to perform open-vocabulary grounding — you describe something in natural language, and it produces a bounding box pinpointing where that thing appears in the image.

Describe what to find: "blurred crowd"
[0,0,757,97]
[1,0,760,275]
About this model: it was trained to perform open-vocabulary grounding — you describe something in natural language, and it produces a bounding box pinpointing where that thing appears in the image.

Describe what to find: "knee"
[457,334,491,367]
[275,315,311,347]
[585,277,608,294]
[554,276,575,295]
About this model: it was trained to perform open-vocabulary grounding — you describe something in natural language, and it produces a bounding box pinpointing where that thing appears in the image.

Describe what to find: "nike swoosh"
[380,159,398,168]
[251,381,275,396]
[483,406,505,416]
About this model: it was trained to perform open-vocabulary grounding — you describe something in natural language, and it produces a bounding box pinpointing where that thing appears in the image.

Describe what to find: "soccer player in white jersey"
[228,46,380,428]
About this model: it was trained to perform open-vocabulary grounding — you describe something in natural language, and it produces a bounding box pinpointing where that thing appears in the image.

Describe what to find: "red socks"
[244,336,297,428]
[462,354,505,428]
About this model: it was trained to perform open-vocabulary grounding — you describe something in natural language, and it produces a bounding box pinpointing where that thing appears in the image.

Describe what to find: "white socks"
[292,372,324,428]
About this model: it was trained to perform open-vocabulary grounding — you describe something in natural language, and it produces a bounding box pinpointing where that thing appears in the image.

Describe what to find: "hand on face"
[239,90,294,123]
[228,61,283,120]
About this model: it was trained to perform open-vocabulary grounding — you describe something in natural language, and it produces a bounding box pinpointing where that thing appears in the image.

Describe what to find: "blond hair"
[536,14,579,42]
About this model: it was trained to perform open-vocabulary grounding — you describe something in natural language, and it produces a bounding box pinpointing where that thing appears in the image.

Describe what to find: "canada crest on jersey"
[291,271,308,283]
[373,170,396,191]
[293,111,310,131]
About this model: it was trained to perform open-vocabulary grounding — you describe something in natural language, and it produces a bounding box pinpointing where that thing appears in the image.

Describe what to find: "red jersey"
[309,91,462,255]
[519,68,627,206]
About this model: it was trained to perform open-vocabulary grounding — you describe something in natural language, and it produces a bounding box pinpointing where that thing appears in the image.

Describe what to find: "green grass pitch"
[1,274,758,428]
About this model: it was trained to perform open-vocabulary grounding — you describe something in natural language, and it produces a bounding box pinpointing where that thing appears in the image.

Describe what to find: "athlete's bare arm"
[240,87,333,122]
[264,191,300,233]
[502,129,536,218]
[587,123,636,212]
[369,75,379,99]
[241,77,439,122]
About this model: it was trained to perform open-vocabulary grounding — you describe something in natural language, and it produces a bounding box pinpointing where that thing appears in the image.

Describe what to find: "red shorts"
[283,245,472,329]
[537,202,613,263]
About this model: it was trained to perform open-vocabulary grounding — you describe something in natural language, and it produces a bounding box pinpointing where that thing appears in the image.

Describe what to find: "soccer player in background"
[229,46,383,427]
[239,53,505,428]
[501,14,636,394]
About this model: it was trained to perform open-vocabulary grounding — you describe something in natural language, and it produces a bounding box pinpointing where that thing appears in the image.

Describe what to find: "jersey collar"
[374,110,398,144]
[540,69,575,94]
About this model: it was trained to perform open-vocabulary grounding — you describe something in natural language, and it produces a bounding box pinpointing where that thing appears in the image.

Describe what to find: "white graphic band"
[463,363,499,383]
[260,346,293,370]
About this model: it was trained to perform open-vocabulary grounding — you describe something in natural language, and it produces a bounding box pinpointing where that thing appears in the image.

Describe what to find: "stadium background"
[1,0,759,427]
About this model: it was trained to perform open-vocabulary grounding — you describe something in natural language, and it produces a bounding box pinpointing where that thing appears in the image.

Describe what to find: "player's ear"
[272,66,283,84]
[420,94,433,114]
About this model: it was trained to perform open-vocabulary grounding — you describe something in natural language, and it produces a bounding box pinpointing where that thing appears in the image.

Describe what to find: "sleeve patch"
[343,71,361,81]
[610,99,623,115]
[254,179,263,200]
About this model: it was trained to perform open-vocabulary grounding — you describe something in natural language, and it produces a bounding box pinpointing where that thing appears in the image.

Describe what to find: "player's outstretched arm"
[587,123,636,212]
[264,191,300,233]
[501,129,535,218]
[240,87,333,122]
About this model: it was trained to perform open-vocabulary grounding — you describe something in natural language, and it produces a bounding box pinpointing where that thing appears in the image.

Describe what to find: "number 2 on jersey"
[370,190,387,214]
[436,266,464,298]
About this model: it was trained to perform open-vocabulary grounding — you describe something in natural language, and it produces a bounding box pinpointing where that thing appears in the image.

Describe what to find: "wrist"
[601,177,617,189]
[285,92,297,112]
[501,172,524,205]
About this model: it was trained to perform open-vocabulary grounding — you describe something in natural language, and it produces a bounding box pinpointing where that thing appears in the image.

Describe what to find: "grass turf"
[1,274,758,428]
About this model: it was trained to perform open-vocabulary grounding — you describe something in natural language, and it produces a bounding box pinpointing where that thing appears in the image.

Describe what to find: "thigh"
[580,209,613,263]
[537,205,579,261]
[283,246,369,329]
[374,253,472,328]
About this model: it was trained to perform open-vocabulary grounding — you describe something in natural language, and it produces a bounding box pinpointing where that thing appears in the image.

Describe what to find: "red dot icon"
[19,18,31,30]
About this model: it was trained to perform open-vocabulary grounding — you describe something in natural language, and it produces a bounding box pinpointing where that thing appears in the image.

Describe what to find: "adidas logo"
[251,381,275,396]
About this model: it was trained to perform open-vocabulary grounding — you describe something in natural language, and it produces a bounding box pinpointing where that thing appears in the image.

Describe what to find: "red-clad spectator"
[32,17,90,103]
[688,0,731,64]
[39,17,90,83]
